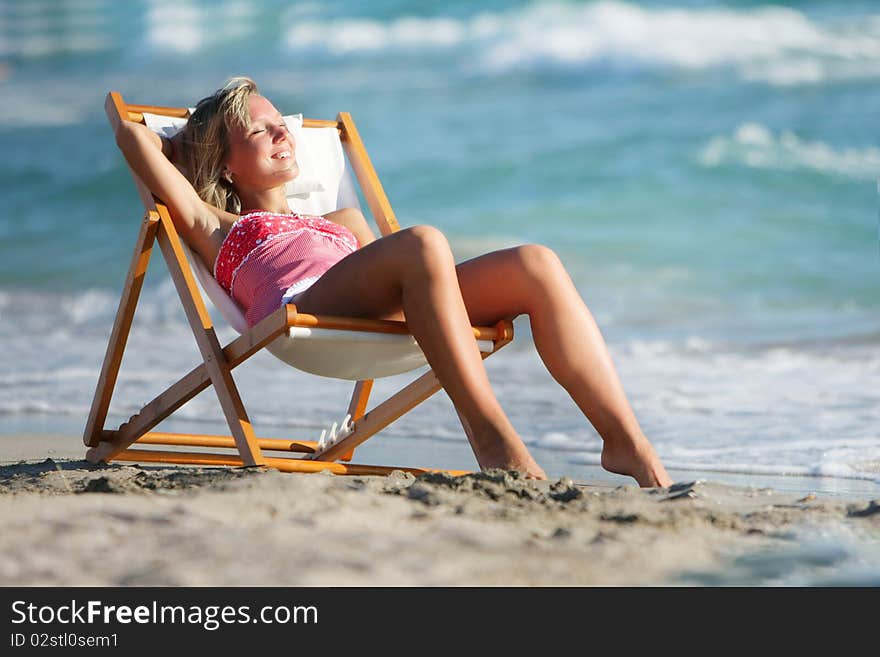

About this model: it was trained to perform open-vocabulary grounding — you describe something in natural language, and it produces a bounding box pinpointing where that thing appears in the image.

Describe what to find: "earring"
[223,169,234,184]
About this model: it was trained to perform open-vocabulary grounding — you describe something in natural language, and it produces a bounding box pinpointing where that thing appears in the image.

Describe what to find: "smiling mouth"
[271,150,292,160]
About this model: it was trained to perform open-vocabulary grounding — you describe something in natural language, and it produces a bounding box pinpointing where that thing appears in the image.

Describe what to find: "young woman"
[114,77,672,487]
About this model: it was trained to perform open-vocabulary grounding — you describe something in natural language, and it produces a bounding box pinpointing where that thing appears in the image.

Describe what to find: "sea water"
[0,0,878,495]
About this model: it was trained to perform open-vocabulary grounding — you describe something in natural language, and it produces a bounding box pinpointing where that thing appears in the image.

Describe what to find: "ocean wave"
[0,0,255,59]
[0,0,113,59]
[4,1,879,86]
[0,84,93,128]
[144,1,255,55]
[569,452,880,482]
[283,1,880,85]
[698,123,880,180]
[567,430,880,482]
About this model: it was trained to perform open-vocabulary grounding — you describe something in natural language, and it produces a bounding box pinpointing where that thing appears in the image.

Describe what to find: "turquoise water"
[0,0,878,492]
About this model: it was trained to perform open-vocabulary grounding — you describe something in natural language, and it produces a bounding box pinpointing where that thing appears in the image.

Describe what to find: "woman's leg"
[291,226,545,478]
[453,245,672,488]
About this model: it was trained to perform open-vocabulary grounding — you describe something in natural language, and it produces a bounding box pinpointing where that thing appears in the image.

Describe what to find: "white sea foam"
[146,1,259,53]
[287,16,467,54]
[0,0,257,59]
[569,453,880,482]
[699,123,880,181]
[145,2,205,55]
[282,1,880,85]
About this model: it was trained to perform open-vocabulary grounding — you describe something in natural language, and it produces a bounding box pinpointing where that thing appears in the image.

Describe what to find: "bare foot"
[476,441,547,480]
[601,435,672,488]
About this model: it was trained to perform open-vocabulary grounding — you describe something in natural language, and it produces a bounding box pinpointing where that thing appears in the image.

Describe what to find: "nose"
[272,124,292,146]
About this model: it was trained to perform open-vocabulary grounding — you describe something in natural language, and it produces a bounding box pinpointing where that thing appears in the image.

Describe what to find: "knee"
[399,225,453,265]
[512,244,564,287]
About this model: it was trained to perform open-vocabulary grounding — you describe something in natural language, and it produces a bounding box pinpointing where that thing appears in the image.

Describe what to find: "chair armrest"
[286,305,512,342]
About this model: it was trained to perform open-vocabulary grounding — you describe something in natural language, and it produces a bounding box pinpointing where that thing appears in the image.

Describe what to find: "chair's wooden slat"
[134,432,317,454]
[302,118,341,129]
[347,380,373,422]
[126,103,190,118]
[105,91,129,133]
[226,304,295,367]
[289,310,505,341]
[338,112,400,236]
[112,449,469,477]
[126,112,340,130]
[341,379,374,461]
[83,211,159,447]
[493,319,515,349]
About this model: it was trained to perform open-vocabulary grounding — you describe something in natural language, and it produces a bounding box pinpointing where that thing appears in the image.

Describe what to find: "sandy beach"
[1,434,878,587]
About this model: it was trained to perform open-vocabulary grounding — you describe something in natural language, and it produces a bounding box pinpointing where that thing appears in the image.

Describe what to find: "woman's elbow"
[115,121,154,152]
[114,121,138,151]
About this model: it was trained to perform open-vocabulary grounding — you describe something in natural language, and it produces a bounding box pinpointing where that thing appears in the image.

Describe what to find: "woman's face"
[223,94,299,192]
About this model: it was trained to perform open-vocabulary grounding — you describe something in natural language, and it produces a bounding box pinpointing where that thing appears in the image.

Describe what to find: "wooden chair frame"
[83,91,514,477]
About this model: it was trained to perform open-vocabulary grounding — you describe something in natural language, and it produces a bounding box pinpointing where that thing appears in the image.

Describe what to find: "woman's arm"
[323,207,376,247]
[114,120,236,267]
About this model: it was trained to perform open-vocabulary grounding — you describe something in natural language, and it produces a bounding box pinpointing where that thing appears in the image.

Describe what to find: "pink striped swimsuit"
[214,211,359,327]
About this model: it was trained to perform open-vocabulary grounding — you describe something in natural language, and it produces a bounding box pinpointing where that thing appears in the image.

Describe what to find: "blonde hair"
[178,77,259,213]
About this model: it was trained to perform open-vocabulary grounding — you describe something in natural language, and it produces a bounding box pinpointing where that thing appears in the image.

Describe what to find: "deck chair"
[83,91,515,477]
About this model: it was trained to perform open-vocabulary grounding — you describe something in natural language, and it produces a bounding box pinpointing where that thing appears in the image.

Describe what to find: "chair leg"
[155,210,265,466]
[86,308,291,463]
[84,211,159,448]
[341,379,373,461]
